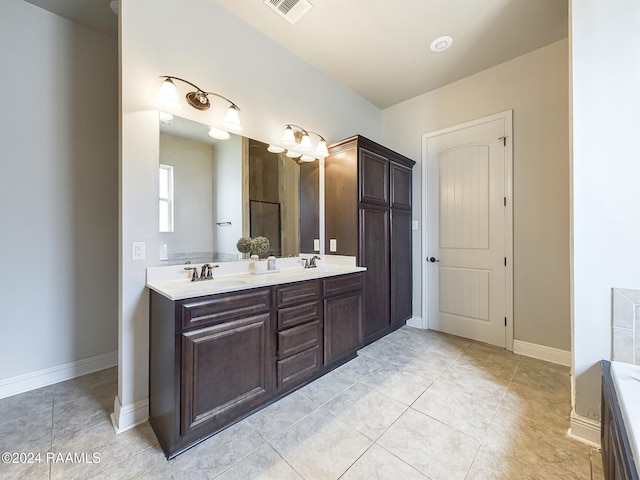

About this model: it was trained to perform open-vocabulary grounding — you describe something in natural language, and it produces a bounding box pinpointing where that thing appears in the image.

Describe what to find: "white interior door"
[423,112,513,349]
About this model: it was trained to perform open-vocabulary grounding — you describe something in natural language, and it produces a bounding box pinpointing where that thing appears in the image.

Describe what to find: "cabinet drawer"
[324,273,363,297]
[278,302,320,330]
[278,320,321,358]
[276,281,320,308]
[276,346,321,388]
[181,288,271,329]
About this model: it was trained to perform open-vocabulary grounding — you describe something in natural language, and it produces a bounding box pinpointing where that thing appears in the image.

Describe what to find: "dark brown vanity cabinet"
[324,273,364,365]
[275,281,323,389]
[149,272,363,459]
[325,135,415,345]
[149,288,274,458]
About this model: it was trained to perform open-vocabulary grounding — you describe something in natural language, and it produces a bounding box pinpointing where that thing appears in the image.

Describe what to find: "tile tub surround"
[0,327,603,480]
[612,288,640,365]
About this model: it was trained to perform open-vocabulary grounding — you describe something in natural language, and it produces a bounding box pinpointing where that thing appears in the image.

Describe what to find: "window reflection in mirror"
[158,114,319,265]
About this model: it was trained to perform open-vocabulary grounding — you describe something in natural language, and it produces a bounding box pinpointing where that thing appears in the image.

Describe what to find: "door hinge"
[498,136,507,147]
[505,317,507,326]
[504,257,507,266]
[504,197,507,207]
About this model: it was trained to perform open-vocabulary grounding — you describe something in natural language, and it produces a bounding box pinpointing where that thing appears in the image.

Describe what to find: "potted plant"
[250,236,270,259]
[236,236,253,259]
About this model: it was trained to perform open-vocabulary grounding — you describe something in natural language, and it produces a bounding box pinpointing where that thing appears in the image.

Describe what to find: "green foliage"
[250,236,270,258]
[236,236,253,254]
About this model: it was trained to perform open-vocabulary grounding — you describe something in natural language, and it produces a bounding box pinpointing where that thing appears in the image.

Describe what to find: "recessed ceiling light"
[430,36,453,52]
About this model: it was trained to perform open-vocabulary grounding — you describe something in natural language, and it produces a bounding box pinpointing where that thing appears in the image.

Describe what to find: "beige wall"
[381,40,570,351]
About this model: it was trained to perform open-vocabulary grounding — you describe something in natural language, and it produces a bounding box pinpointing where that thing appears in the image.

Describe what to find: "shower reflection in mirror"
[157,114,319,266]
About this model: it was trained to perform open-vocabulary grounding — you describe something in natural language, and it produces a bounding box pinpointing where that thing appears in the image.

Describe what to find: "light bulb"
[267,145,285,153]
[299,133,313,153]
[286,150,302,159]
[315,139,329,158]
[281,126,297,147]
[300,154,316,163]
[221,106,242,133]
[209,127,230,140]
[156,78,180,109]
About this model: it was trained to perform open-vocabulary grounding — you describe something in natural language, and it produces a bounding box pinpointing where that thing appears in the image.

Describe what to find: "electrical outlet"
[132,242,146,260]
[330,239,337,252]
[313,239,320,252]
[412,220,419,231]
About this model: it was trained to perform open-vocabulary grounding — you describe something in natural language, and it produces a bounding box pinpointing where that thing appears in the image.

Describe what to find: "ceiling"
[23,0,568,109]
[23,0,117,38]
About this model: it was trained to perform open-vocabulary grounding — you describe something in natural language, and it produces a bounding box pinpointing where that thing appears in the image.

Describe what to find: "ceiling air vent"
[264,0,313,24]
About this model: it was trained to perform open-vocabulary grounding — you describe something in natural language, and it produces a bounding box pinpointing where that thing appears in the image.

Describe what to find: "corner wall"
[0,0,118,395]
[116,0,381,430]
[381,40,571,353]
[570,0,640,440]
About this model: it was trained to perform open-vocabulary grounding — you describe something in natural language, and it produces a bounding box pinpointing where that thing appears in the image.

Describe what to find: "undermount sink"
[183,279,247,291]
[199,280,246,288]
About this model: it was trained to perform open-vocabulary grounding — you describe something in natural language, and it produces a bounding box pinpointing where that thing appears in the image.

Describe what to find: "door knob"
[428,257,440,263]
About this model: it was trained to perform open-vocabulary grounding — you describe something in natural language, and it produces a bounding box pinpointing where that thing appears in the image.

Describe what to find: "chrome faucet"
[185,264,219,281]
[308,255,321,268]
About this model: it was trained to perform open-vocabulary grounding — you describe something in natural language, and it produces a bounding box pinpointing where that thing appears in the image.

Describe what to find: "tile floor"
[0,326,605,479]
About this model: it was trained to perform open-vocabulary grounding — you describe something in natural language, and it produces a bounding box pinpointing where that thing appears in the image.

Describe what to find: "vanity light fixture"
[156,76,243,133]
[268,124,329,162]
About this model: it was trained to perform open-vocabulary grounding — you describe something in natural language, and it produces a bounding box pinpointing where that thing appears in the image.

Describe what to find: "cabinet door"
[180,313,271,436]
[325,145,358,256]
[359,148,389,206]
[359,206,390,341]
[391,209,412,326]
[390,163,412,210]
[324,291,363,365]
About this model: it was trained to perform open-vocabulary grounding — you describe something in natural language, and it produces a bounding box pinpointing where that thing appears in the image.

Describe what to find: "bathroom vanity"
[147,265,364,459]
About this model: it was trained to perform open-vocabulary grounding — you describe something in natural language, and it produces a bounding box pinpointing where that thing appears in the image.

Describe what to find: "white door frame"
[421,110,514,351]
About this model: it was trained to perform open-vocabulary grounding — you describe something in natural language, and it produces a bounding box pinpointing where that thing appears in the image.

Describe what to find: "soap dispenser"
[267,253,276,271]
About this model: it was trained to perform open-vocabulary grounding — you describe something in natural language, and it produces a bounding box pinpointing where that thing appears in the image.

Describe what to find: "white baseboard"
[406,316,425,329]
[0,351,118,399]
[569,413,601,447]
[111,395,149,434]
[513,340,571,366]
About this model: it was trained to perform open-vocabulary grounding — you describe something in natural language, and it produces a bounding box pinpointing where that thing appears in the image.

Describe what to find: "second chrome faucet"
[301,255,321,268]
[184,263,219,281]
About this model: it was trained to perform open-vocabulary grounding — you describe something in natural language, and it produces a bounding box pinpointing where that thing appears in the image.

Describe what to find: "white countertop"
[147,258,365,301]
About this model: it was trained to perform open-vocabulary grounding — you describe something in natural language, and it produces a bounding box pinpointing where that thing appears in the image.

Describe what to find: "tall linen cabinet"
[325,135,415,345]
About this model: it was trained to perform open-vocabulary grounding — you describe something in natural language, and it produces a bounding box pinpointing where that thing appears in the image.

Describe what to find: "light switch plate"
[412,220,419,231]
[330,239,337,252]
[313,239,320,251]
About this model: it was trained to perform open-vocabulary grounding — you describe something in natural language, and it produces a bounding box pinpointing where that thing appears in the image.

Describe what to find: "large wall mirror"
[158,114,319,265]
